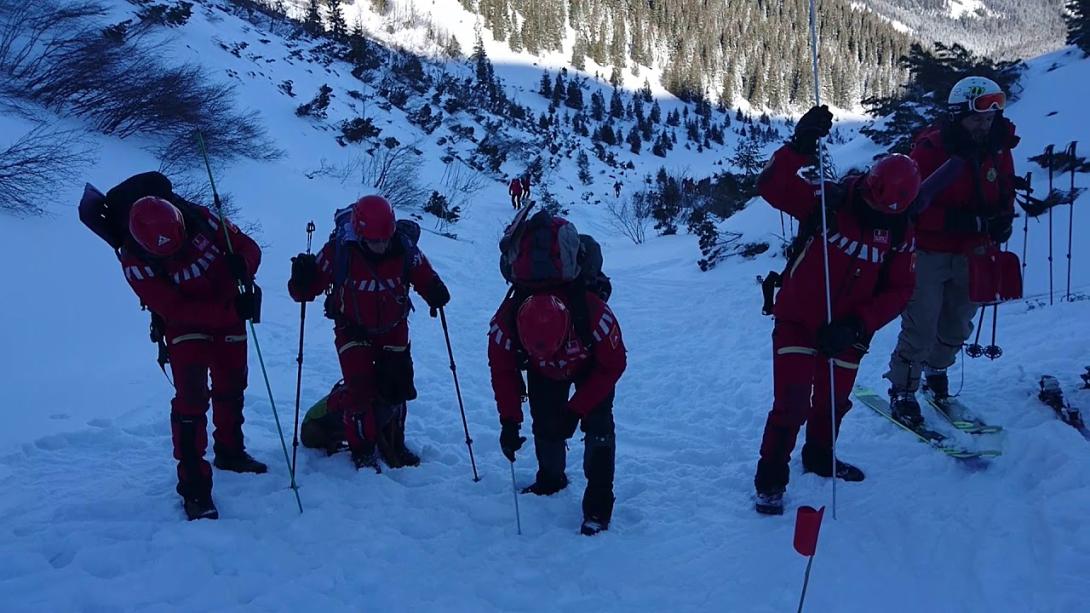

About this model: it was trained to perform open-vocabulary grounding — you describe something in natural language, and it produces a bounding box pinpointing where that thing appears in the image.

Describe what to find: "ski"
[922,391,1004,434]
[854,387,1002,459]
[1038,376,1090,440]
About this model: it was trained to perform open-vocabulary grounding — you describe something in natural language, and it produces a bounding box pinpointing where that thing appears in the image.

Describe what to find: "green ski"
[854,386,1002,459]
[922,390,1003,434]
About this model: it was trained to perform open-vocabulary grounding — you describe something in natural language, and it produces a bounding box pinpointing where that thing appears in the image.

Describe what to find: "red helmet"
[516,295,571,361]
[129,196,185,256]
[351,195,396,241]
[861,154,921,214]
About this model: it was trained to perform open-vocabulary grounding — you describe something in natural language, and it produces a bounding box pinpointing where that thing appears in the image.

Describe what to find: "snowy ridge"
[1,2,1089,612]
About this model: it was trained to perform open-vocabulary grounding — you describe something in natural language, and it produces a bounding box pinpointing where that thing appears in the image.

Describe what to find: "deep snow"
[1,2,1089,612]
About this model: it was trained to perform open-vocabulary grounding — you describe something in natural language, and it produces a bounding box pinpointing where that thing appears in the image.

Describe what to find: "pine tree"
[590,91,605,121]
[577,150,592,185]
[571,36,587,71]
[326,0,347,40]
[539,71,552,98]
[649,100,661,123]
[303,0,323,35]
[627,126,642,154]
[609,87,625,119]
[730,132,765,176]
[565,80,584,110]
[1068,0,1090,54]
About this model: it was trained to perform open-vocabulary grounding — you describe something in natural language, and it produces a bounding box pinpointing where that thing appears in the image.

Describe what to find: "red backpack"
[499,205,583,287]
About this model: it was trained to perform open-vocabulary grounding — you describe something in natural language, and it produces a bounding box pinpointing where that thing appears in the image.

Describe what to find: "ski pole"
[290,221,316,485]
[1047,144,1055,305]
[966,308,986,358]
[509,460,522,535]
[984,304,1002,360]
[1021,171,1031,282]
[807,0,838,519]
[438,307,481,482]
[1066,141,1077,302]
[195,131,303,514]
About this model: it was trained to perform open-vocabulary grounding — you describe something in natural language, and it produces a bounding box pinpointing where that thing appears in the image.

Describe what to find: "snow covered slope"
[1,4,1089,613]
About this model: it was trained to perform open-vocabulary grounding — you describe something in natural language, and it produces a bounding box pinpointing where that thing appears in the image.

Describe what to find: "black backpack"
[78,171,217,372]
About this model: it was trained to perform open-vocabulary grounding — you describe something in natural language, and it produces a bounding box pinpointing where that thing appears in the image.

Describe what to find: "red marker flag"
[793,505,826,613]
[793,505,825,557]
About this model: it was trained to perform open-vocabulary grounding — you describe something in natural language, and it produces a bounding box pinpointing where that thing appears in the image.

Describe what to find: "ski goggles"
[969,91,1005,112]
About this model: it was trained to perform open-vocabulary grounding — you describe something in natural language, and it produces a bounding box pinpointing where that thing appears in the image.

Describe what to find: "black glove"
[226,253,250,283]
[1011,175,1031,193]
[789,105,833,155]
[425,280,450,309]
[290,253,318,291]
[986,214,1014,243]
[943,209,987,234]
[817,316,863,357]
[499,421,526,462]
[234,290,259,321]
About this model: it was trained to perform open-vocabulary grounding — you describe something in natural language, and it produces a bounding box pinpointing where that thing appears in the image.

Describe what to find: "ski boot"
[890,390,924,429]
[802,444,865,482]
[521,473,569,496]
[350,441,382,473]
[213,448,268,474]
[581,516,609,536]
[923,368,950,400]
[755,490,784,516]
[182,494,219,521]
[376,414,421,468]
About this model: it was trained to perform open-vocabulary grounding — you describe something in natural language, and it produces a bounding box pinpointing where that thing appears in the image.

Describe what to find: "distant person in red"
[520,174,532,202]
[488,290,626,535]
[116,173,266,522]
[289,195,450,471]
[508,177,524,209]
[753,106,921,515]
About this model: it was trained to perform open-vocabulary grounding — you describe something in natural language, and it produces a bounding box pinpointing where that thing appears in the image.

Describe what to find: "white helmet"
[947,76,1005,114]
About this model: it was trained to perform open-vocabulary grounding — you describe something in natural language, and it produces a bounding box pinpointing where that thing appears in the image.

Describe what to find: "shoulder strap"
[567,281,595,349]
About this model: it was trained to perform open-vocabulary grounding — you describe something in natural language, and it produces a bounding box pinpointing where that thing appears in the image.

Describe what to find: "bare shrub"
[358,144,427,211]
[0,125,94,216]
[606,192,652,245]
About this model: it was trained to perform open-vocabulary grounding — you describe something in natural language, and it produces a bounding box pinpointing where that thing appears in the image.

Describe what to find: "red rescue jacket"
[288,238,443,336]
[758,146,917,335]
[508,179,523,196]
[488,289,626,424]
[120,206,260,335]
[912,119,1018,253]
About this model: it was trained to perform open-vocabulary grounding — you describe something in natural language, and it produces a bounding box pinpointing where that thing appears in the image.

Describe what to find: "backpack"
[498,201,611,300]
[498,203,613,363]
[79,172,218,372]
[323,204,423,326]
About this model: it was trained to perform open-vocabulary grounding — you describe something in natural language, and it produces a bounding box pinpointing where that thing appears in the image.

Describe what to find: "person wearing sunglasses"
[885,76,1021,426]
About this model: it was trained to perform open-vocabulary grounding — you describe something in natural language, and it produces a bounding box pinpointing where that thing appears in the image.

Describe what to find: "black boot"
[754,490,784,516]
[581,432,616,535]
[801,443,865,482]
[923,369,950,399]
[890,390,924,429]
[182,494,219,521]
[351,441,382,473]
[213,447,268,474]
[522,437,567,495]
[376,405,420,468]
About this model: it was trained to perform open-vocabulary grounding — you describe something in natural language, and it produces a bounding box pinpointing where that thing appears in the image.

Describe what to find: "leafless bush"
[359,144,427,211]
[0,126,94,216]
[0,0,278,169]
[440,158,484,216]
[606,192,652,245]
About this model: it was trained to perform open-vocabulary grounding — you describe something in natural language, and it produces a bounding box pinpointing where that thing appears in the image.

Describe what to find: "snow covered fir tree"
[1,0,1089,610]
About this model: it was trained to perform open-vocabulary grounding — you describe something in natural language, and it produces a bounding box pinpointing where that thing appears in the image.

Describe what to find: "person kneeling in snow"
[488,289,626,535]
[288,195,449,471]
[112,172,266,521]
[753,106,921,515]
